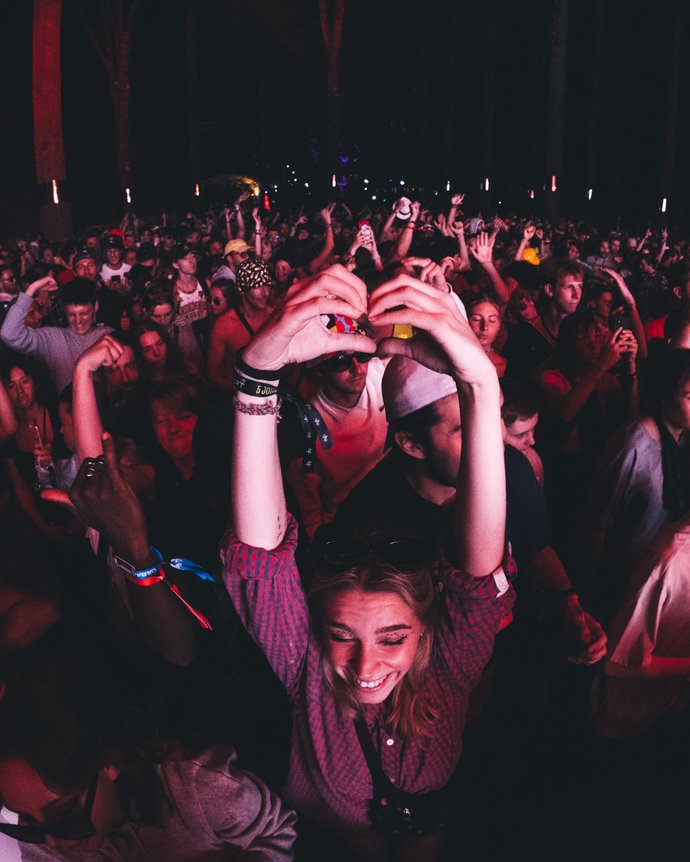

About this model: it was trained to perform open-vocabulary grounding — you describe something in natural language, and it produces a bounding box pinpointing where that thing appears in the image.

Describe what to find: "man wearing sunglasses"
[285,348,389,539]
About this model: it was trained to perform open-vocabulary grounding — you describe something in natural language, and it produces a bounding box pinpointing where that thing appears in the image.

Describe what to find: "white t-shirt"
[100,262,132,282]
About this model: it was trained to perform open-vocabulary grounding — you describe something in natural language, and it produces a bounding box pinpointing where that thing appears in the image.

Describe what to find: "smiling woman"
[223,264,513,861]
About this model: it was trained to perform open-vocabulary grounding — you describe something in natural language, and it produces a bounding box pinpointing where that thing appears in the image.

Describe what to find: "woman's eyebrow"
[376,625,412,634]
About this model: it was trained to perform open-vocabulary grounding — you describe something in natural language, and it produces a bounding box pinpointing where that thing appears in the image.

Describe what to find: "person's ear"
[674,285,682,302]
[394,429,426,461]
[543,283,554,299]
[93,300,99,314]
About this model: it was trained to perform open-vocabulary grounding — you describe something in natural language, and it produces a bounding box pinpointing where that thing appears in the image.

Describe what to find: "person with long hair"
[132,319,192,384]
[222,265,512,861]
[0,355,77,546]
[464,291,507,377]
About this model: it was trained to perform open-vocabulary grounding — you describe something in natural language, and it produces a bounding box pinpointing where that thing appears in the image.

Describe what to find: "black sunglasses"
[321,352,373,373]
[0,773,99,844]
[312,535,430,573]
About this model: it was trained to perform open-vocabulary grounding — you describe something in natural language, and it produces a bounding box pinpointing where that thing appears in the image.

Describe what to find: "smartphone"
[112,275,121,284]
[358,221,373,240]
[609,307,630,332]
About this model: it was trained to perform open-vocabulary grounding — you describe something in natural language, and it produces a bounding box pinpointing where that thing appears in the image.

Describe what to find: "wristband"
[234,371,279,398]
[112,553,166,587]
[235,351,282,381]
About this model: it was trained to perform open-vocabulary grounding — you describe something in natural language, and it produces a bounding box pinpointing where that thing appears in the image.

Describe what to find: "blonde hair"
[308,561,439,739]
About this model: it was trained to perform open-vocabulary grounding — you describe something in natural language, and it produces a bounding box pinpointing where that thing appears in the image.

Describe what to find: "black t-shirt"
[333,445,549,575]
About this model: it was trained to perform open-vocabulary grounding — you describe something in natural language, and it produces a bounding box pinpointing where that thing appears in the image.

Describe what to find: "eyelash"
[328,634,408,647]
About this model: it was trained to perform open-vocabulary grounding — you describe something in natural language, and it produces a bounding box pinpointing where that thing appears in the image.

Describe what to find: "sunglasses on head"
[0,773,99,845]
[312,535,430,573]
[321,352,373,373]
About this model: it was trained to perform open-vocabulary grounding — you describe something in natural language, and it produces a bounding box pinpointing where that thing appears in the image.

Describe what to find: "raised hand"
[523,223,536,241]
[402,256,448,291]
[469,231,496,266]
[69,433,148,560]
[367,274,494,386]
[563,602,608,665]
[242,265,374,372]
[75,335,125,374]
[26,276,58,298]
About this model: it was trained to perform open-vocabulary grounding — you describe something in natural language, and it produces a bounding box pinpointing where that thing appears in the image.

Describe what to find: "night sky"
[0,1,685,236]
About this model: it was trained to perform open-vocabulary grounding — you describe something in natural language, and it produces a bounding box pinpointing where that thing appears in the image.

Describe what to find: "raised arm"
[0,276,58,355]
[368,276,505,576]
[656,227,669,266]
[513,223,535,265]
[469,231,512,305]
[232,267,374,549]
[72,336,126,460]
[69,433,198,667]
[601,268,648,359]
[307,204,336,274]
[448,218,471,271]
[252,207,263,259]
[391,200,420,263]
[234,196,247,240]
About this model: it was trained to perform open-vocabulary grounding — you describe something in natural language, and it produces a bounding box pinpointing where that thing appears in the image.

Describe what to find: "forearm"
[548,371,602,424]
[73,366,105,460]
[378,213,396,243]
[514,238,528,263]
[235,209,246,240]
[480,261,511,305]
[529,544,573,593]
[627,303,648,358]
[605,654,690,679]
[456,234,470,270]
[308,226,334,274]
[120,542,198,667]
[392,222,415,262]
[231,391,287,550]
[454,375,505,576]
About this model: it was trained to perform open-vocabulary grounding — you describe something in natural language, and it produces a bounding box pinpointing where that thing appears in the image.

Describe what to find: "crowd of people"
[0,190,688,860]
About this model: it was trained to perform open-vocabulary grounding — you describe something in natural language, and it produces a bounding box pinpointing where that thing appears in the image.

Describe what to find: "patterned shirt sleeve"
[436,554,517,689]
[220,517,310,693]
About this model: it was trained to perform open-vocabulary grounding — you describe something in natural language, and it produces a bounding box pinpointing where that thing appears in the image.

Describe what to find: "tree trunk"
[544,0,568,223]
[319,0,345,174]
[75,0,138,197]
[33,0,66,183]
[480,0,497,214]
[662,0,682,223]
[444,0,457,187]
[585,0,602,209]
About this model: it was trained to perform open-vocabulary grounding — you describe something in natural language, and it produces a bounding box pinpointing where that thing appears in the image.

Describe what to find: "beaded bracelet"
[234,396,282,416]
